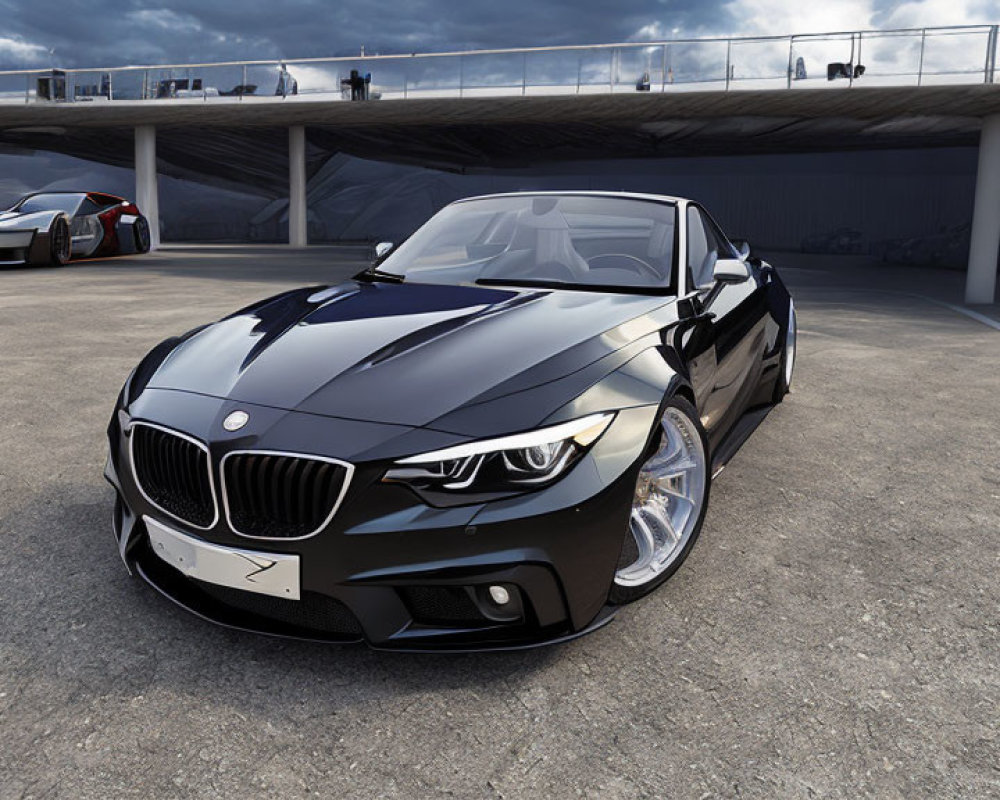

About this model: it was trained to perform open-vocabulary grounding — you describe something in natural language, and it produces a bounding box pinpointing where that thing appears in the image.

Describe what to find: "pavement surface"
[0,245,997,799]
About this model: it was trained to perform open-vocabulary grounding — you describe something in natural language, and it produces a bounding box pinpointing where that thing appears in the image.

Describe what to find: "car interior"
[393,196,677,291]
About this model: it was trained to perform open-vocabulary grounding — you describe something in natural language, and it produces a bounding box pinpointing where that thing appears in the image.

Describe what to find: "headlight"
[383,412,613,500]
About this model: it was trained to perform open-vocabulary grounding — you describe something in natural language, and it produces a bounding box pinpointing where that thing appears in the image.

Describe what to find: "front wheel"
[47,215,71,266]
[772,298,797,402]
[609,396,710,604]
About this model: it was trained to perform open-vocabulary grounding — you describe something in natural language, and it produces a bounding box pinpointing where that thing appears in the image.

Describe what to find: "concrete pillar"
[288,126,307,247]
[134,125,160,250]
[966,114,1000,305]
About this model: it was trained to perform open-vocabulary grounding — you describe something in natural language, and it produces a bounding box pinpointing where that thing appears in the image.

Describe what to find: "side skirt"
[710,404,774,478]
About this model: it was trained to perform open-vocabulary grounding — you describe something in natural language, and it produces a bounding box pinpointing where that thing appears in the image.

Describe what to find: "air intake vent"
[222,452,351,539]
[399,586,488,625]
[131,424,216,528]
[196,582,363,636]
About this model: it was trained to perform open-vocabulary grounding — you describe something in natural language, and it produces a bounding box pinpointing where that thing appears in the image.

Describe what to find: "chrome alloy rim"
[614,407,707,587]
[785,300,797,387]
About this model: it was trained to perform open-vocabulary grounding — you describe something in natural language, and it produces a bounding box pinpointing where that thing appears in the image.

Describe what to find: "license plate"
[145,516,300,600]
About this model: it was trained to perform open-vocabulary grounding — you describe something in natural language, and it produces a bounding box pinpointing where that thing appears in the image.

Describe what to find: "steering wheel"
[585,253,662,281]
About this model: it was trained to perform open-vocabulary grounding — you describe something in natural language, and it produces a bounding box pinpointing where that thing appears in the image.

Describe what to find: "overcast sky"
[0,0,995,69]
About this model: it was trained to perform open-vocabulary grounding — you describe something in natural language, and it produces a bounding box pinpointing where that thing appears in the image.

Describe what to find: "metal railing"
[0,24,996,106]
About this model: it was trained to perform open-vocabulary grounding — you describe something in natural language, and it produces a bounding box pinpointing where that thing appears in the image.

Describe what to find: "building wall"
[0,146,978,263]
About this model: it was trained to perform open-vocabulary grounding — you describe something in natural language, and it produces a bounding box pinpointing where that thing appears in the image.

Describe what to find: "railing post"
[25,72,30,104]
[917,28,926,86]
[848,33,857,87]
[787,36,794,88]
[993,25,999,84]
[994,25,999,84]
[403,59,408,99]
[577,54,582,94]
[609,48,615,93]
[241,64,247,100]
[522,52,527,96]
[725,39,732,90]
[108,71,113,101]
[143,69,148,100]
[856,32,863,85]
[661,44,667,91]
[985,25,998,84]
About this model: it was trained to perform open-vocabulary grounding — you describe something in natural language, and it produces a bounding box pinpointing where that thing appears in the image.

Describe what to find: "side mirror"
[374,241,394,260]
[732,240,751,261]
[713,258,751,283]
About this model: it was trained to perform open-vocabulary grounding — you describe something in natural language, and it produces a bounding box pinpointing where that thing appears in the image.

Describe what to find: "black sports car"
[105,192,796,651]
[0,191,150,266]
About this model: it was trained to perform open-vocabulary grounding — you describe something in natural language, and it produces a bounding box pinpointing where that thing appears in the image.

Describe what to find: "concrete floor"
[0,246,997,799]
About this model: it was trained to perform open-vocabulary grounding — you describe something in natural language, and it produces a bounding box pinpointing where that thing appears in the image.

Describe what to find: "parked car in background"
[0,191,150,266]
[871,223,971,269]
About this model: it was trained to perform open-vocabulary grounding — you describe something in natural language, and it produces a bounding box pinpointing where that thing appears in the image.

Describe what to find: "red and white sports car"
[0,191,151,266]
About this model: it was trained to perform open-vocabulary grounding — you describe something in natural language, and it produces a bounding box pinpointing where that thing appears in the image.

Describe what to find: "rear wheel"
[772,299,797,402]
[47,216,71,266]
[610,396,710,604]
[133,216,151,253]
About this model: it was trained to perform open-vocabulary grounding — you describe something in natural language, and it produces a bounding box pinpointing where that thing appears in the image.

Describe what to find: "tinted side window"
[686,206,710,290]
[77,198,103,216]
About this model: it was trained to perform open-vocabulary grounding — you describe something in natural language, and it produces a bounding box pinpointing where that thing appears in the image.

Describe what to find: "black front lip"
[118,511,623,652]
[130,536,617,653]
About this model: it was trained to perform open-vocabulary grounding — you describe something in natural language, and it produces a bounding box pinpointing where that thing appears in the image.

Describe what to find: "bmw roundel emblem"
[223,410,249,432]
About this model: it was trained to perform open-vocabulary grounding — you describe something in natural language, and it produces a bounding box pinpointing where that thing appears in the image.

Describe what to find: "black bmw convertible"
[105,192,796,650]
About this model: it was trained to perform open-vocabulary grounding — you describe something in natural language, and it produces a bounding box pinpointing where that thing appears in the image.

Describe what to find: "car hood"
[146,280,673,429]
[0,210,61,229]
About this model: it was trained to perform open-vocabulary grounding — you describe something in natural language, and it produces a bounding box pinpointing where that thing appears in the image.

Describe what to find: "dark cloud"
[0,0,735,69]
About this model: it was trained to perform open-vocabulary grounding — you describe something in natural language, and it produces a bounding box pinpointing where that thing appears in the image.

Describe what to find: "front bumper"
[105,389,658,651]
[0,228,36,265]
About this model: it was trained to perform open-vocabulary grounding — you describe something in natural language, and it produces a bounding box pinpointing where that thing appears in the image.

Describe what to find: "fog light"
[488,585,510,605]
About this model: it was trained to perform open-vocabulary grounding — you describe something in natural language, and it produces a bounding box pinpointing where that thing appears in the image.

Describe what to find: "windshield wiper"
[476,278,568,289]
[354,267,405,284]
[476,278,673,296]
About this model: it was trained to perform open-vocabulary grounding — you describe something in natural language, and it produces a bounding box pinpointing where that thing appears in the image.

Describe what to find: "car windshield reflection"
[14,193,85,215]
[377,194,677,294]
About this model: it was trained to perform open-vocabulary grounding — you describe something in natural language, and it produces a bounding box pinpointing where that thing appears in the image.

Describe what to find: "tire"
[133,216,151,254]
[47,215,71,266]
[609,395,711,605]
[772,298,797,402]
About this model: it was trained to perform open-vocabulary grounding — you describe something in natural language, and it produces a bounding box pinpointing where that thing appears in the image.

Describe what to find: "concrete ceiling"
[0,84,994,193]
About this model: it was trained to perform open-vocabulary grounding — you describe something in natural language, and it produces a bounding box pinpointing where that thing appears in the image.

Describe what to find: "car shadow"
[3,483,566,722]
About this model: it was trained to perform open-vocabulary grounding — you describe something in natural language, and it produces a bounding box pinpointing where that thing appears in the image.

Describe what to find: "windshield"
[14,193,85,215]
[378,195,677,292]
